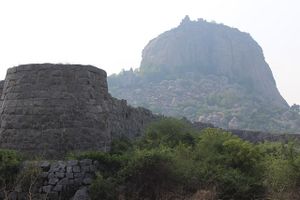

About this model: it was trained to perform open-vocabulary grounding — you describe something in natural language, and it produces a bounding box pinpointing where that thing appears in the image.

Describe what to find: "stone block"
[42,185,53,193]
[81,166,90,173]
[48,192,59,200]
[72,187,91,200]
[74,178,83,186]
[48,178,59,185]
[72,166,80,173]
[66,172,74,179]
[53,184,63,192]
[89,165,96,172]
[48,172,55,179]
[67,160,78,166]
[55,172,65,178]
[58,178,69,185]
[66,166,73,173]
[49,162,66,173]
[68,179,75,185]
[41,172,49,179]
[74,172,84,178]
[83,177,93,185]
[93,160,99,167]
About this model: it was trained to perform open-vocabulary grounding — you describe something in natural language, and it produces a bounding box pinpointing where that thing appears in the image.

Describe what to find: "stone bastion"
[0,64,157,158]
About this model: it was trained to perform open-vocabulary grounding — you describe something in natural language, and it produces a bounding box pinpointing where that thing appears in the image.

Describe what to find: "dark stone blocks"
[0,64,157,158]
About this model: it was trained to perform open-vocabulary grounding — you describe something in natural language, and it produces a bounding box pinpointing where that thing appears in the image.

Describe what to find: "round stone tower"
[0,64,112,158]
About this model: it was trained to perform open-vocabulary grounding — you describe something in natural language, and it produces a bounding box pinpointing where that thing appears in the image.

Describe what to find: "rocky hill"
[109,16,300,133]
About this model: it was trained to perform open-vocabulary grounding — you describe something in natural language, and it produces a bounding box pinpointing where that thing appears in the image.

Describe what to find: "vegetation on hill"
[108,17,300,133]
[72,118,300,199]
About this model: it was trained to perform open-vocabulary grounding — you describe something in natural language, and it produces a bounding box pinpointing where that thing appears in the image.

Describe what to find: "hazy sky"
[0,0,299,105]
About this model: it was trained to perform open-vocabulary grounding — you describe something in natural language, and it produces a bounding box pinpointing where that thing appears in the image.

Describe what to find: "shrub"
[260,142,300,199]
[0,149,21,188]
[194,128,265,199]
[90,173,117,200]
[121,147,181,199]
[67,120,300,199]
[110,135,133,155]
[17,163,42,200]
[140,118,196,149]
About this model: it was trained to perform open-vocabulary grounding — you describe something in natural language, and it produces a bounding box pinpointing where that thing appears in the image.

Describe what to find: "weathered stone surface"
[73,166,81,173]
[72,187,91,200]
[55,172,65,178]
[48,192,59,200]
[41,172,48,178]
[42,185,52,193]
[139,17,287,108]
[82,177,93,185]
[48,178,59,185]
[0,64,110,158]
[67,160,78,166]
[74,178,83,186]
[53,184,63,192]
[79,159,92,166]
[67,166,73,173]
[0,64,158,158]
[0,81,4,107]
[13,160,99,199]
[93,160,99,167]
[49,162,66,173]
[89,165,96,172]
[40,161,50,171]
[74,173,84,178]
[81,166,90,173]
[48,172,55,179]
[58,178,69,185]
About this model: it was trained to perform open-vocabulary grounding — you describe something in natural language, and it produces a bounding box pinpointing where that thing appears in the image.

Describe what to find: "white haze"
[0,0,299,105]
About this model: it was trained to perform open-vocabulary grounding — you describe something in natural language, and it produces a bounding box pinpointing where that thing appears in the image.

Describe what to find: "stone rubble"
[8,159,98,200]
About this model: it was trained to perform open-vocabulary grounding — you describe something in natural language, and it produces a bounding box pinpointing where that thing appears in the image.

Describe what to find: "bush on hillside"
[90,173,117,200]
[139,118,196,149]
[62,118,300,199]
[193,128,265,199]
[259,141,300,199]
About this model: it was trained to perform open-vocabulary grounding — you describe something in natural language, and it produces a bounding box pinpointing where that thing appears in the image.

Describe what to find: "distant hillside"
[108,16,300,133]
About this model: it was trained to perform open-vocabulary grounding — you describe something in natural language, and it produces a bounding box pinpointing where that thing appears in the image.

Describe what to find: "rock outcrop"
[109,16,300,133]
[140,16,287,108]
[0,64,157,158]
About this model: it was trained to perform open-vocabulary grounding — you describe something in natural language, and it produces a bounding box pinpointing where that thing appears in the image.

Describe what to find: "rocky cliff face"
[109,16,300,133]
[140,16,287,108]
[0,64,157,158]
